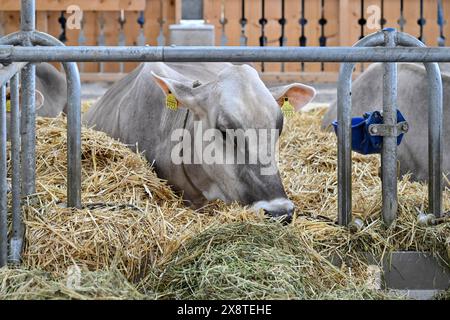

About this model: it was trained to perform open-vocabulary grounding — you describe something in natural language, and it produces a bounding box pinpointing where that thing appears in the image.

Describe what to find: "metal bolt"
[349,218,364,232]
[401,122,409,133]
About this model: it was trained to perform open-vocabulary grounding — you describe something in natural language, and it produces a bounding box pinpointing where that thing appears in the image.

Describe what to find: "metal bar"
[9,73,22,264]
[397,32,443,218]
[337,63,353,226]
[20,64,36,197]
[426,64,443,218]
[0,85,7,267]
[20,0,36,198]
[381,28,398,226]
[20,0,35,32]
[0,32,27,46]
[66,64,81,208]
[0,62,28,87]
[31,32,81,209]
[2,45,450,63]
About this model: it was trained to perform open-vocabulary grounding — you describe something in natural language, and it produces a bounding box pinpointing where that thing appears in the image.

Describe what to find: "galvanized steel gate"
[0,0,447,267]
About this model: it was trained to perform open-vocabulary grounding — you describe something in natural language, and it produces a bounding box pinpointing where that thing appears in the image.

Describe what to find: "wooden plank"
[0,0,146,11]
[403,0,421,40]
[424,0,439,46]
[175,0,182,23]
[324,0,339,72]
[339,0,353,46]
[304,0,321,72]
[36,11,48,32]
[285,0,301,73]
[264,0,283,72]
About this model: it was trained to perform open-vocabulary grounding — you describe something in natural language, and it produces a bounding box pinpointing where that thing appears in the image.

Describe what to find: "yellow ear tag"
[281,97,294,118]
[166,92,178,111]
[5,100,11,113]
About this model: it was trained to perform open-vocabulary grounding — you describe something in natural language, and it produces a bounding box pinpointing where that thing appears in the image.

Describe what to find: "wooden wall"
[1,0,449,82]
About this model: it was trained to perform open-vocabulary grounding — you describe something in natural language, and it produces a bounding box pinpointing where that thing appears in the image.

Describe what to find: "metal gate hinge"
[368,121,409,137]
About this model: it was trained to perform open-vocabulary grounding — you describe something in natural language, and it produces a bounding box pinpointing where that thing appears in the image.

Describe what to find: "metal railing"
[0,0,448,267]
[1,0,448,78]
[337,29,443,226]
[0,62,28,267]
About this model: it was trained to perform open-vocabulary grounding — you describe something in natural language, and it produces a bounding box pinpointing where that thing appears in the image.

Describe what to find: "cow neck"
[179,80,205,201]
[180,109,207,203]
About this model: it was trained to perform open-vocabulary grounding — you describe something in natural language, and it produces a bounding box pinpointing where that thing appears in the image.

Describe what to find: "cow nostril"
[264,207,294,224]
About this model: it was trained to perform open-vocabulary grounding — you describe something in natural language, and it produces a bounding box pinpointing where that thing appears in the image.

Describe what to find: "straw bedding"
[1,107,449,299]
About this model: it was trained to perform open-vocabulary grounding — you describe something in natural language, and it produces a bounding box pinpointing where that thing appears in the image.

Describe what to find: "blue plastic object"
[332,110,407,155]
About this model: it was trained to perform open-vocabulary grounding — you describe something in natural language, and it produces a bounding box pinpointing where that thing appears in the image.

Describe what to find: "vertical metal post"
[20,65,36,197]
[0,85,7,267]
[337,31,384,226]
[397,32,443,219]
[381,28,398,226]
[20,0,36,197]
[66,64,82,209]
[337,64,354,226]
[427,65,443,218]
[20,0,35,33]
[10,74,23,263]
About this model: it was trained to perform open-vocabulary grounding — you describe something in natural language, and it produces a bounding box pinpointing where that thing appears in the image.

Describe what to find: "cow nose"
[264,207,294,224]
[251,198,295,224]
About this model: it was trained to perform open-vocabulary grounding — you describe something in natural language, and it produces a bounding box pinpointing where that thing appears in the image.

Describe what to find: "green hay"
[148,222,403,300]
[0,266,151,300]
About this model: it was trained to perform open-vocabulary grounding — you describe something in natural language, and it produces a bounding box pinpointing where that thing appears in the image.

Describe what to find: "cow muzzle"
[251,198,295,224]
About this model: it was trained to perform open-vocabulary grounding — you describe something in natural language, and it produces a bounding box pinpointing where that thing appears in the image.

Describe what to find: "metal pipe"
[381,28,398,226]
[20,0,36,198]
[2,45,450,63]
[0,32,27,47]
[20,0,35,32]
[337,63,353,226]
[31,31,81,209]
[397,33,443,218]
[20,64,36,197]
[0,23,30,267]
[0,85,7,267]
[9,74,22,264]
[337,31,385,226]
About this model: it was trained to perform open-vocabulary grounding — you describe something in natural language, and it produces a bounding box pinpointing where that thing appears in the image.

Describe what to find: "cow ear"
[35,90,44,111]
[151,71,197,111]
[269,83,316,112]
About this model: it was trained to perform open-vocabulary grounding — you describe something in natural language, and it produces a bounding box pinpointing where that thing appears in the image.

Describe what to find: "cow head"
[152,64,315,222]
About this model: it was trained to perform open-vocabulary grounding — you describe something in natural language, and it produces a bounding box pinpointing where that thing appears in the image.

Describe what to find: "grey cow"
[83,62,316,221]
[5,62,67,137]
[322,62,449,184]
